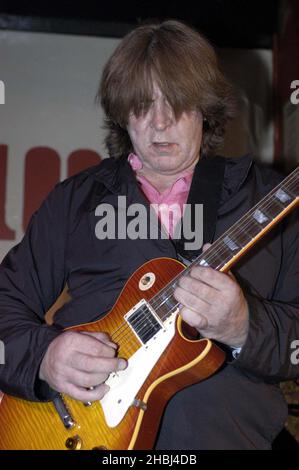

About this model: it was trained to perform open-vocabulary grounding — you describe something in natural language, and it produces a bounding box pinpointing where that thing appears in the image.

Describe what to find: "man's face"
[127,84,203,176]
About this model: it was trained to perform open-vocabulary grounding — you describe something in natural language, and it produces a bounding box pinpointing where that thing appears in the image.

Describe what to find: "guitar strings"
[110,173,299,351]
[108,173,299,351]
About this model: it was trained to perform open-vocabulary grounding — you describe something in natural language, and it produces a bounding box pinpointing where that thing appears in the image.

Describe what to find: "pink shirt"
[128,153,194,238]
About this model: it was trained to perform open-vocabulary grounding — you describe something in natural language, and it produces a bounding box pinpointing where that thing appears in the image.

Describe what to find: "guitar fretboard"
[149,166,299,323]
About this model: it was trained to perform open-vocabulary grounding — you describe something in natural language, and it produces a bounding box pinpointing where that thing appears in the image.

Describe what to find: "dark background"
[0,0,281,48]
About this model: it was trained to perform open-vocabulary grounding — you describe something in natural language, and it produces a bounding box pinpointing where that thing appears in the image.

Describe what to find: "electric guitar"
[0,166,298,450]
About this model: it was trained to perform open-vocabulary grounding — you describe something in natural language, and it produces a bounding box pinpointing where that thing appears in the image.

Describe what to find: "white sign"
[0,30,120,261]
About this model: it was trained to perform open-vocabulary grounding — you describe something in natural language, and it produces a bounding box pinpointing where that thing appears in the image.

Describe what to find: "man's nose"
[150,102,173,130]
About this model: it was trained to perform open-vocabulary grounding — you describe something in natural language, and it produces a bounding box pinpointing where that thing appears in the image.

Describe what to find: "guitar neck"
[150,166,299,321]
[192,166,299,274]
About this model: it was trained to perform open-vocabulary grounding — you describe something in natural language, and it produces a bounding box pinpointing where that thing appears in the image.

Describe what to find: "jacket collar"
[93,156,131,194]
[221,153,253,203]
[91,153,254,201]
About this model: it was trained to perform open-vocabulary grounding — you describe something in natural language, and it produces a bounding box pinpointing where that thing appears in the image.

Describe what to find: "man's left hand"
[174,250,249,348]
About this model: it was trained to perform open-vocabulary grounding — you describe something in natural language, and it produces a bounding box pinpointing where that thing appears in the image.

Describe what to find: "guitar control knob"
[65,435,82,450]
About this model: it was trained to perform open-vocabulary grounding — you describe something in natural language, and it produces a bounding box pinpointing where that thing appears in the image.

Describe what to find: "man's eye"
[139,101,153,115]
[141,99,155,107]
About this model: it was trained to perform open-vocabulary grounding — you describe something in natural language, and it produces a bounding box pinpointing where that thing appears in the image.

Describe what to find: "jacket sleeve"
[0,183,69,401]
[233,209,299,382]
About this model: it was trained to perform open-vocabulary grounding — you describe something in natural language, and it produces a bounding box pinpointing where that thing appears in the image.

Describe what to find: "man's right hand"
[39,331,127,402]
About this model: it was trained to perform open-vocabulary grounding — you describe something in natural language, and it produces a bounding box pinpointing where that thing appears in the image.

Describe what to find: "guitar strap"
[174,155,226,263]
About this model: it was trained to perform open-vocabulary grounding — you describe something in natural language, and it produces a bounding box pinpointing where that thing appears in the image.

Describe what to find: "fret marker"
[253,209,269,224]
[223,235,239,251]
[275,188,291,204]
[199,259,209,267]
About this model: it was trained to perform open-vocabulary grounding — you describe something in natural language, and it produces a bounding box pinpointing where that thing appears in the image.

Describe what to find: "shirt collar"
[127,152,195,186]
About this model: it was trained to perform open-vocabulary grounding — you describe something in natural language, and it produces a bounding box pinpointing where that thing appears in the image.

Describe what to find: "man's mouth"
[152,142,176,152]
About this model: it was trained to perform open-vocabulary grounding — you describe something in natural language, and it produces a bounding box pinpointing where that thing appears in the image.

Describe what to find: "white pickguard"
[100,310,177,428]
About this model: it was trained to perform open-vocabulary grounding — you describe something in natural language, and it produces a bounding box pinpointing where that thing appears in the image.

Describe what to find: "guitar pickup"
[124,299,163,345]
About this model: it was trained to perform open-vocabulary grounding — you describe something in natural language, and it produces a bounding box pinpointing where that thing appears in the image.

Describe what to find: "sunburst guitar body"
[0,257,225,450]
